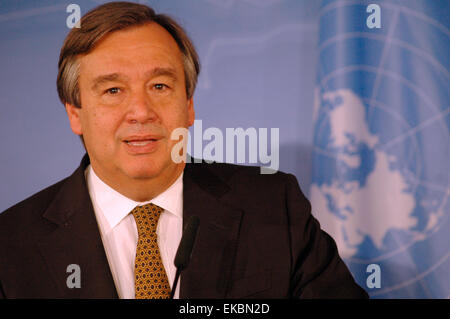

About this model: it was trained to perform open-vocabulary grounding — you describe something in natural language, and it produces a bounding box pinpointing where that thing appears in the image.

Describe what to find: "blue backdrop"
[0,0,448,298]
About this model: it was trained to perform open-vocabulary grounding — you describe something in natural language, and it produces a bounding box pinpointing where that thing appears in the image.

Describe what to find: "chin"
[123,156,179,181]
[125,164,163,180]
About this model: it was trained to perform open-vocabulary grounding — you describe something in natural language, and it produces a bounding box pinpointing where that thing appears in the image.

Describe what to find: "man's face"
[66,23,194,189]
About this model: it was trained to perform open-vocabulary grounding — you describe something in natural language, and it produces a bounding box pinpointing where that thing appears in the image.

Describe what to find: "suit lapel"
[37,155,118,298]
[181,161,243,298]
[35,156,242,298]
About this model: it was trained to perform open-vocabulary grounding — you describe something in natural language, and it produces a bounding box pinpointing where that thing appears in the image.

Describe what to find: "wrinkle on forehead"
[78,23,185,89]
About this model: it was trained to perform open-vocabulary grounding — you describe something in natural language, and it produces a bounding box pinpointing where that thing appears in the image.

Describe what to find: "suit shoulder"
[190,161,304,203]
[0,178,67,232]
[204,161,295,185]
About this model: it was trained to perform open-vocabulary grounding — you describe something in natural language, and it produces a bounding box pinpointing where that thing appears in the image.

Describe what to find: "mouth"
[122,135,162,154]
[123,138,158,146]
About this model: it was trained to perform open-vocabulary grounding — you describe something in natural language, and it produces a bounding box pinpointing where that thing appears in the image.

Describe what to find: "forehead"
[79,23,184,79]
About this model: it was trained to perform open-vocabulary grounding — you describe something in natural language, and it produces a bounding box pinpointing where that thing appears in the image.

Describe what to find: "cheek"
[82,108,122,143]
[168,102,192,127]
[164,115,189,140]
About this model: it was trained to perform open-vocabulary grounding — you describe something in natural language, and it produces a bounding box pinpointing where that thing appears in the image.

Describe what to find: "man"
[0,2,368,298]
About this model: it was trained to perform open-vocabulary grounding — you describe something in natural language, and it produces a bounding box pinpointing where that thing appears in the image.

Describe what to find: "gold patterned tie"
[131,203,171,299]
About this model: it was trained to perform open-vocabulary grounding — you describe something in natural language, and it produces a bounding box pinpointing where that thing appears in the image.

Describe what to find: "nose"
[125,87,158,124]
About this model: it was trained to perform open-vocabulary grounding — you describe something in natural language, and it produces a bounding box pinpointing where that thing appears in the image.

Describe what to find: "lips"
[124,138,157,146]
[126,140,152,146]
[123,135,161,143]
[122,135,162,154]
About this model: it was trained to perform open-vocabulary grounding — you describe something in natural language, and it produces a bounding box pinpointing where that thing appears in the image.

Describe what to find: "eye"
[105,87,121,94]
[153,83,168,90]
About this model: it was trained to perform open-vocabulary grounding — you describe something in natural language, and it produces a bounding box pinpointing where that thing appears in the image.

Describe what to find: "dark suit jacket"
[0,155,368,298]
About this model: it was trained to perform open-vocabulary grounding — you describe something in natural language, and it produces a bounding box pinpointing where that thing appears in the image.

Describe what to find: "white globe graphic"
[311,89,447,258]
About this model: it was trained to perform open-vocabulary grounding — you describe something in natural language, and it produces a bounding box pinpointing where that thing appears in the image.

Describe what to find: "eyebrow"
[145,67,178,80]
[90,67,178,91]
[91,73,126,91]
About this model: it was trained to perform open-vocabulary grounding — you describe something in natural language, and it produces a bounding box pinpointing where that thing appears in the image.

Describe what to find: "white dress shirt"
[85,165,183,299]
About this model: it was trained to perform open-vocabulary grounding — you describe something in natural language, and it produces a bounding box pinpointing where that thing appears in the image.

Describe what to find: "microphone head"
[174,215,200,270]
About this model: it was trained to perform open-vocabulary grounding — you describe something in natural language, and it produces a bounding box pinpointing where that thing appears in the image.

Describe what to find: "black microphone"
[169,215,200,299]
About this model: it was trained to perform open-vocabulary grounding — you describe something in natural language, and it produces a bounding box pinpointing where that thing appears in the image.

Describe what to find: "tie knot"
[131,203,163,235]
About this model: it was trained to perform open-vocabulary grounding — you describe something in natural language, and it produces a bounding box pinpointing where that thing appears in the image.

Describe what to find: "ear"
[65,103,83,135]
[187,97,195,127]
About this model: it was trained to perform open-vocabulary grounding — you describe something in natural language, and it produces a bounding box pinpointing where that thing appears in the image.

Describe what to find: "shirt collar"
[86,165,183,230]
